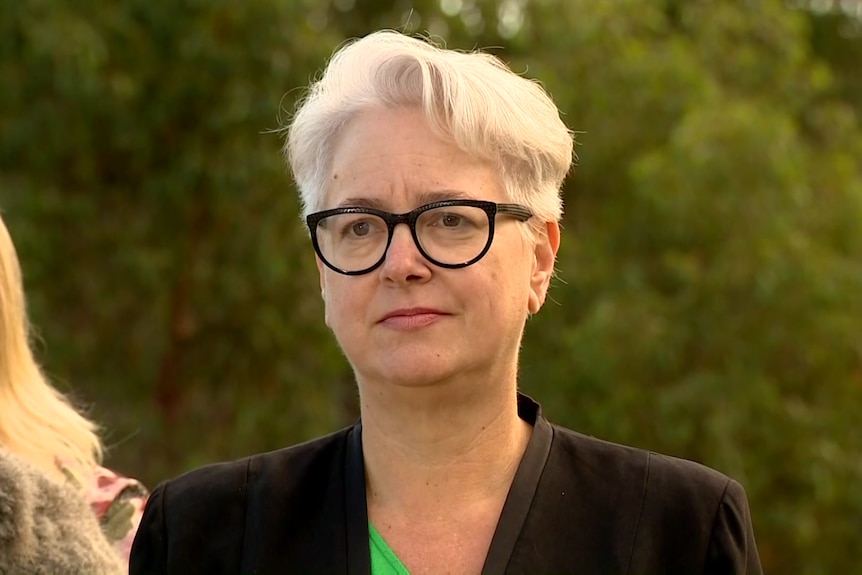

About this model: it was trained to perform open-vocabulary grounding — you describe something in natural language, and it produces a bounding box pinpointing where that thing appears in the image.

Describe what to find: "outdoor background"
[2,0,861,572]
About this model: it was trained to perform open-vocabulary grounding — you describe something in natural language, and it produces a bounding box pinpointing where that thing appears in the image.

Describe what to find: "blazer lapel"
[345,424,371,575]
[482,394,553,575]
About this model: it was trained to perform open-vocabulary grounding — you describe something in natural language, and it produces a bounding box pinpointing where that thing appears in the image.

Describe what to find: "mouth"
[378,308,448,329]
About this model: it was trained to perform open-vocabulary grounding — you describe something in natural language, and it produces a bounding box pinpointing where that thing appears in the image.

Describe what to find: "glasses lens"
[416,205,490,266]
[315,212,388,272]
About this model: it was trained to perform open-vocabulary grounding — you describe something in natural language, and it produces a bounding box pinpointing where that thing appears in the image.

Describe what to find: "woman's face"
[317,106,558,390]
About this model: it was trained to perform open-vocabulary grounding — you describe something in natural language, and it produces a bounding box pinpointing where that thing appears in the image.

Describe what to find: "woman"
[0,212,147,570]
[130,31,762,574]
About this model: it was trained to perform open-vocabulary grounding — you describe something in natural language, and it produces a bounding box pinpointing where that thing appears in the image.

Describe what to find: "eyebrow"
[336,190,471,210]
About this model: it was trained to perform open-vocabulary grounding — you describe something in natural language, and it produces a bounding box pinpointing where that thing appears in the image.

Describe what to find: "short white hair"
[284,30,575,226]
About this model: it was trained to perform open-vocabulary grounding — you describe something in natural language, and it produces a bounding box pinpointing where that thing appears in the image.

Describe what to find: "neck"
[358,368,531,516]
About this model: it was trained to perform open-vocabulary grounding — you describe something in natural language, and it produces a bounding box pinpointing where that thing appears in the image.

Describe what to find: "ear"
[527,221,560,315]
[316,257,331,327]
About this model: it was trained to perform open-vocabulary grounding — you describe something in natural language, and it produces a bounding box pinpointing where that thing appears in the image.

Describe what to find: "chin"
[384,364,452,388]
[364,352,459,389]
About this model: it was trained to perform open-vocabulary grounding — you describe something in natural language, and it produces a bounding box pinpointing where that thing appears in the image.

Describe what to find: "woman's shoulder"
[0,448,124,575]
[543,424,761,573]
[129,426,356,570]
[550,423,732,496]
[155,425,355,503]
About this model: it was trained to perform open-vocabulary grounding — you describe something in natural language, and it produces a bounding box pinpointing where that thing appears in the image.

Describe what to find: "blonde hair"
[285,30,575,226]
[0,213,102,485]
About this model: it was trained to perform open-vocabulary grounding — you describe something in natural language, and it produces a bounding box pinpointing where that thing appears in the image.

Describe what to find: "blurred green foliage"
[1,0,860,572]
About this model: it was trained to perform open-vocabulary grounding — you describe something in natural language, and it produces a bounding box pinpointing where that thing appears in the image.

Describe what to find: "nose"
[378,223,432,284]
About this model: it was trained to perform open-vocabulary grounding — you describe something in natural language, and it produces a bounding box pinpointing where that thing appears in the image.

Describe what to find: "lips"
[378,307,448,328]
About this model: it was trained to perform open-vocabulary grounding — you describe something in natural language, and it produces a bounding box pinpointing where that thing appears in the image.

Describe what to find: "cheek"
[477,257,530,315]
[491,241,533,282]
[323,278,367,330]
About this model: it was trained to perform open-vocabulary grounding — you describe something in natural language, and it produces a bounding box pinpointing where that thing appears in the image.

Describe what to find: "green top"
[369,522,410,575]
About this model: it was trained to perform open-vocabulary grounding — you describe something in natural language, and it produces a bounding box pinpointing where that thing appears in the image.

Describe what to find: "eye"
[350,220,371,236]
[423,207,482,229]
[441,213,462,227]
[335,215,384,239]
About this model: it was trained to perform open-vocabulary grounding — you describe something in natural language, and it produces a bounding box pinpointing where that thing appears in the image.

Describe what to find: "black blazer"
[130,396,762,574]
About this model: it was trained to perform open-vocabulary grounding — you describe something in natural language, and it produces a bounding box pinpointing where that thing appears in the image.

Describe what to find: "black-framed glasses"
[306,199,533,276]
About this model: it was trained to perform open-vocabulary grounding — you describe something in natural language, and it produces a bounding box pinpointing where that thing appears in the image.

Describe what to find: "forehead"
[324,106,505,209]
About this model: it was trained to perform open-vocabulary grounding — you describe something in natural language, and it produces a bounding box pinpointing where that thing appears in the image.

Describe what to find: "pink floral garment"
[85,466,149,562]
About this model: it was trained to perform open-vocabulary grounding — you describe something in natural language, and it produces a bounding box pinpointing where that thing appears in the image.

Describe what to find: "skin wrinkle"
[335,190,472,210]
